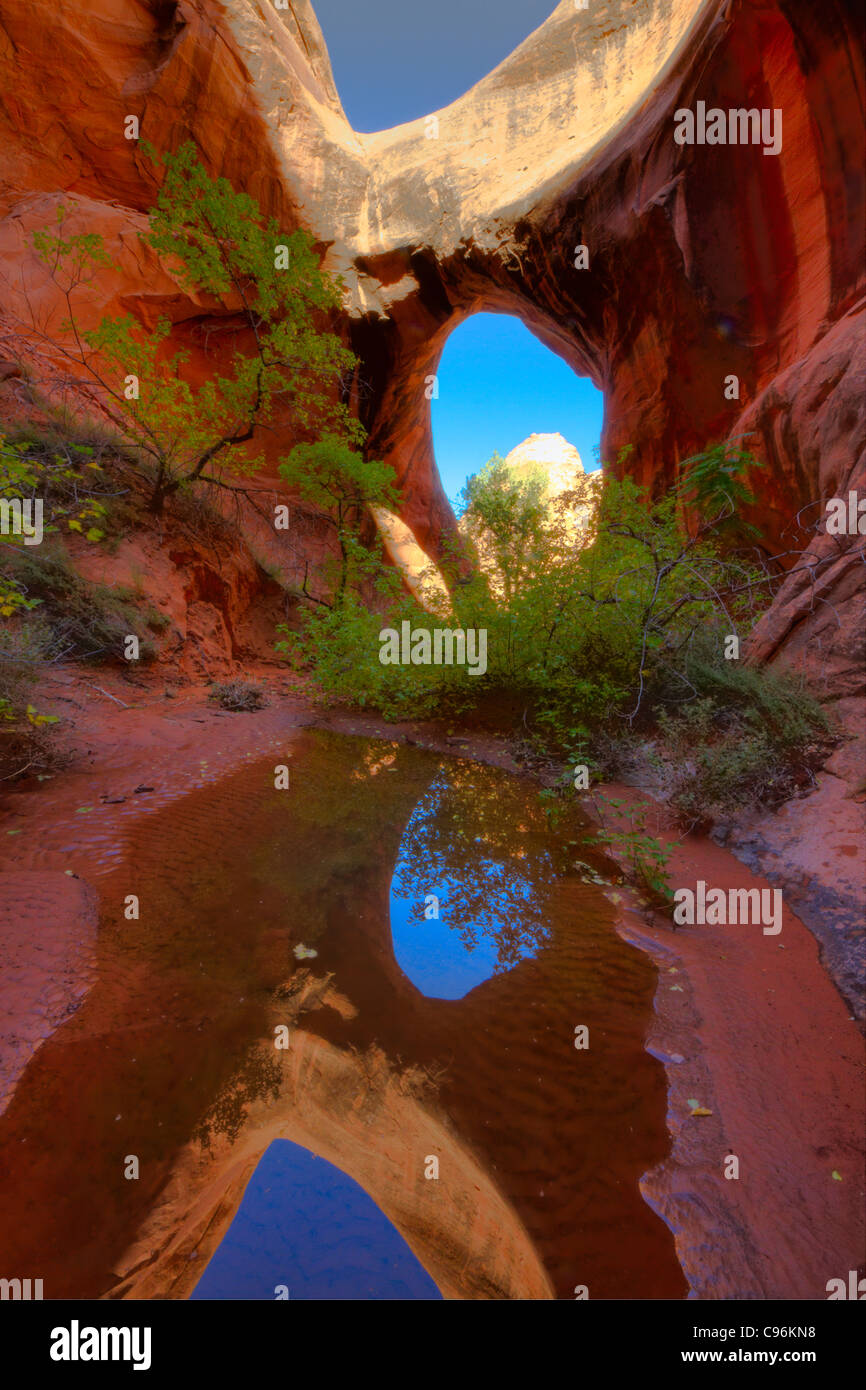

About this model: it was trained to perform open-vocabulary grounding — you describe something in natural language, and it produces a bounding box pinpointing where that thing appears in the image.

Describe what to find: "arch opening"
[311,0,558,133]
[430,312,604,514]
[192,1139,442,1301]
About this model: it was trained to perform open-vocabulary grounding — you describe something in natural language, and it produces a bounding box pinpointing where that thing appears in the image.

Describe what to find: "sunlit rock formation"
[459,432,601,595]
[502,432,601,538]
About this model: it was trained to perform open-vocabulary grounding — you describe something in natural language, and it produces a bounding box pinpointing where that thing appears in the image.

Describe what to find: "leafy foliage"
[588,794,677,912]
[457,452,550,601]
[278,438,398,603]
[28,142,361,512]
[277,585,464,719]
[652,646,832,824]
[1,431,110,766]
[674,440,760,541]
[451,452,768,727]
[1,145,371,775]
[281,442,832,826]
[3,546,161,663]
[1,432,109,551]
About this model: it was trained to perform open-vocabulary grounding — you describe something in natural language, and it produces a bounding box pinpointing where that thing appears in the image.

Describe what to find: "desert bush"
[2,545,160,663]
[0,619,62,781]
[279,589,469,720]
[208,680,267,711]
[14,143,363,516]
[278,440,833,825]
[654,645,832,824]
[590,795,678,913]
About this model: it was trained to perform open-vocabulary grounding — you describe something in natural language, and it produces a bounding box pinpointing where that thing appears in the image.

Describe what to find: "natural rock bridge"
[0,0,862,690]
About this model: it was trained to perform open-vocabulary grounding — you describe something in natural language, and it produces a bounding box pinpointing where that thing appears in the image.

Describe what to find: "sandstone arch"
[0,0,862,686]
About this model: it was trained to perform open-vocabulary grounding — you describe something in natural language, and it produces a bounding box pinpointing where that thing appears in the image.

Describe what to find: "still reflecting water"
[0,731,686,1300]
[192,1139,441,1300]
[390,772,550,999]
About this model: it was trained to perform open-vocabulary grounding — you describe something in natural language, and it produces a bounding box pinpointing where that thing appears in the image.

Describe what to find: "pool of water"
[0,730,686,1300]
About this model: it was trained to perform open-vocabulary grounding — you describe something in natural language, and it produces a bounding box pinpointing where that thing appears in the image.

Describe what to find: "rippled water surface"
[0,730,686,1299]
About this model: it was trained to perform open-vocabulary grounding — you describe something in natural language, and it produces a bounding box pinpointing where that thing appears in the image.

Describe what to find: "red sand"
[594,787,865,1299]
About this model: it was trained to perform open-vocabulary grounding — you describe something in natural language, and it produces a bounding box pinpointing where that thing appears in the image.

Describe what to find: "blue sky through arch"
[309,5,603,508]
[431,314,604,510]
[312,0,557,133]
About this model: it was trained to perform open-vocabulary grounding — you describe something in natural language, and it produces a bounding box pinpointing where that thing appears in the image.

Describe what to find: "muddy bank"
[591,788,864,1299]
[710,695,866,1024]
[0,674,863,1299]
[0,871,97,1113]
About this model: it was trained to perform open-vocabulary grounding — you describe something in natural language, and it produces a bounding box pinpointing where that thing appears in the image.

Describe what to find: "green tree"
[25,142,361,513]
[458,452,550,601]
[674,439,761,542]
[272,435,829,821]
[278,437,398,604]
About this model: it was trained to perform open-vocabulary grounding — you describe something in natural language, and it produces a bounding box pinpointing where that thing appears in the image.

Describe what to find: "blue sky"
[313,0,557,133]
[432,315,604,507]
[312,2,603,502]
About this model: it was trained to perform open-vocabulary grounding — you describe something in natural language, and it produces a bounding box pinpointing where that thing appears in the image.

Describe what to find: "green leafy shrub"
[654,644,832,824]
[448,455,767,733]
[278,439,832,829]
[2,545,159,663]
[1,431,112,544]
[25,143,361,515]
[1,431,127,774]
[1,142,375,772]
[587,794,677,913]
[0,619,62,781]
[279,590,470,720]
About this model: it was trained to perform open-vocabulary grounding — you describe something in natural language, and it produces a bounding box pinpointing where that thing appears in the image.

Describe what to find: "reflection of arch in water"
[192,1138,442,1301]
[0,730,678,1302]
[388,773,550,1000]
[111,1027,555,1302]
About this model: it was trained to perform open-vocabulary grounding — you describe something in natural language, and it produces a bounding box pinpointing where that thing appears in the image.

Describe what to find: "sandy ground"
[593,789,865,1299]
[712,695,866,1023]
[0,664,863,1299]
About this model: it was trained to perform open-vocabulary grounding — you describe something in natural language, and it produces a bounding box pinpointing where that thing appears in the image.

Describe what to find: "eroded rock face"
[0,0,862,691]
[503,434,586,494]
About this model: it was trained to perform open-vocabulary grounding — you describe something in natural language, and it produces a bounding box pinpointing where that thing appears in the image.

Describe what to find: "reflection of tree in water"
[194,1049,283,1150]
[392,764,576,971]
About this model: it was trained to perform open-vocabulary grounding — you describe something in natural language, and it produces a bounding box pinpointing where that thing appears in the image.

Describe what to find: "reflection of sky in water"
[390,777,547,1000]
[192,1140,441,1300]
